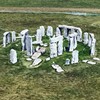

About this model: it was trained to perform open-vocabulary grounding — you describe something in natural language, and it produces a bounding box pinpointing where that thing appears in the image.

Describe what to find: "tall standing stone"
[88,33,94,47]
[36,29,42,43]
[57,35,63,55]
[7,32,10,43]
[71,50,79,64]
[25,36,33,56]
[73,32,78,49]
[40,26,45,36]
[83,32,88,44]
[91,38,96,56]
[56,27,61,37]
[76,28,82,42]
[3,32,10,47]
[11,31,16,42]
[20,29,29,51]
[69,34,74,52]
[47,26,53,36]
[50,36,57,58]
[10,49,17,64]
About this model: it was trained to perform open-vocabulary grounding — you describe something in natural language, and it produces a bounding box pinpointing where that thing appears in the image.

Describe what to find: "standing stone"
[63,27,68,38]
[50,36,57,58]
[11,31,16,42]
[3,32,10,47]
[47,26,53,36]
[36,29,42,43]
[57,35,63,55]
[71,50,79,64]
[20,29,29,51]
[25,36,33,56]
[50,42,57,58]
[3,33,7,47]
[83,32,88,44]
[65,59,70,65]
[73,32,78,49]
[56,27,61,36]
[91,38,96,56]
[88,33,94,47]
[69,34,74,52]
[76,28,82,42]
[10,49,17,64]
[7,32,10,43]
[40,26,45,36]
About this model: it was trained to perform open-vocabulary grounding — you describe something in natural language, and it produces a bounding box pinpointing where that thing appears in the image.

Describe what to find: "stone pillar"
[83,32,88,44]
[71,50,79,64]
[20,29,29,51]
[69,34,74,52]
[11,31,16,42]
[50,42,57,58]
[77,28,82,42]
[10,49,17,64]
[7,33,10,43]
[57,35,63,55]
[3,32,10,47]
[91,38,96,56]
[56,27,61,37]
[73,32,77,49]
[88,33,94,47]
[47,26,53,36]
[36,29,42,43]
[63,27,68,38]
[25,36,33,56]
[40,26,45,36]
[50,36,57,58]
[3,34,6,47]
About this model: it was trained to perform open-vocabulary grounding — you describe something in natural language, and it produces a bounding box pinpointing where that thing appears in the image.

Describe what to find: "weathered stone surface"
[10,49,17,64]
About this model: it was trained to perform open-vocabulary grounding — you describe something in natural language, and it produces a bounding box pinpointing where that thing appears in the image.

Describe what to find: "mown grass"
[0,13,100,100]
[0,0,100,8]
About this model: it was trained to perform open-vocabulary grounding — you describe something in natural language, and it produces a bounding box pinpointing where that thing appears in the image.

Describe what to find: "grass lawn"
[0,0,100,8]
[0,13,100,100]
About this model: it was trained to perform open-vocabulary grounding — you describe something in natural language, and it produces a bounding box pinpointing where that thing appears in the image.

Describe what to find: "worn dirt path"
[0,7,100,13]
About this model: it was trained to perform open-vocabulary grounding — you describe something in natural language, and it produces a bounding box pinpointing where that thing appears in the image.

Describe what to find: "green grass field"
[0,0,100,8]
[0,13,100,100]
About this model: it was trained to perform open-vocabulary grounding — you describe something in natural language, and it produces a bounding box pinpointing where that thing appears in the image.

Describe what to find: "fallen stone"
[43,43,48,47]
[26,58,32,61]
[37,47,46,53]
[87,61,96,65]
[31,58,42,66]
[93,57,100,61]
[82,60,88,63]
[52,63,64,73]
[31,52,41,59]
[46,57,50,61]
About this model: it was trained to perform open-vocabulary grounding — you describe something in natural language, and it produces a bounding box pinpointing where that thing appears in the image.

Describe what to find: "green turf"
[0,13,100,100]
[0,0,100,8]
